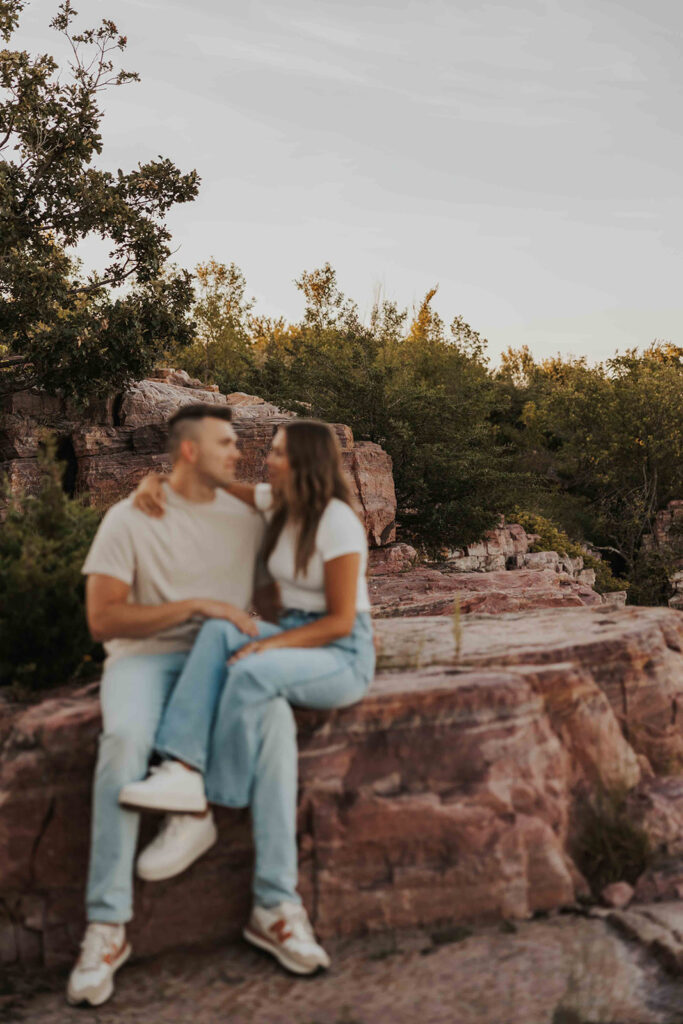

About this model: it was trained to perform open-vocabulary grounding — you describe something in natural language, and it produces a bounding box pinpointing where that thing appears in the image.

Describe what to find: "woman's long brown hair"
[263,419,356,576]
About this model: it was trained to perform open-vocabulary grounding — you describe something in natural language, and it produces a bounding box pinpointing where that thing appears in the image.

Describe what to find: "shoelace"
[79,926,117,970]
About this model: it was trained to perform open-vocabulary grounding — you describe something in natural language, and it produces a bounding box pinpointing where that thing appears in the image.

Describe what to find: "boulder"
[601,881,634,909]
[370,566,604,618]
[368,543,418,574]
[376,607,683,775]
[118,379,230,427]
[0,378,397,547]
[344,441,396,546]
[1,606,682,967]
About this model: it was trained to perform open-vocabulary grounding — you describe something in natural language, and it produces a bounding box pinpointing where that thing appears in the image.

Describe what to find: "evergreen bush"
[0,440,101,692]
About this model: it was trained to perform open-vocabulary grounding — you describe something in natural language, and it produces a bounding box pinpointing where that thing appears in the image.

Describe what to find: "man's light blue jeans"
[86,612,374,923]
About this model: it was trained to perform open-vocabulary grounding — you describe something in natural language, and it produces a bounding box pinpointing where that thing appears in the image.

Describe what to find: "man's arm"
[86,575,258,642]
[86,575,197,642]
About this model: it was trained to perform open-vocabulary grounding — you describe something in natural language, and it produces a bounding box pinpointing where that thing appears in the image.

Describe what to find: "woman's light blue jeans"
[156,610,374,907]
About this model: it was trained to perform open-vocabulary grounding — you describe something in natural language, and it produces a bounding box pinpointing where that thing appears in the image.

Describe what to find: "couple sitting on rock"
[67,404,376,1008]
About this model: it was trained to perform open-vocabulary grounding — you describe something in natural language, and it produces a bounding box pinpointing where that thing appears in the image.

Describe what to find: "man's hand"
[133,473,168,518]
[87,577,259,642]
[191,599,259,637]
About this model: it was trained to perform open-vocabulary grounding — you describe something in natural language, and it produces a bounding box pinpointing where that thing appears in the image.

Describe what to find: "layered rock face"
[0,372,396,547]
[1,605,682,967]
[370,565,605,617]
[369,521,626,618]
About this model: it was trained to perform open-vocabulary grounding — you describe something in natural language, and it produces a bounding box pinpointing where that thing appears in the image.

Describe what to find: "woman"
[119,419,375,974]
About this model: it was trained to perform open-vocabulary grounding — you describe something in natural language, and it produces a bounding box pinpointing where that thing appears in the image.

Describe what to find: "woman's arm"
[133,472,169,517]
[132,474,258,516]
[229,553,360,661]
[224,481,257,507]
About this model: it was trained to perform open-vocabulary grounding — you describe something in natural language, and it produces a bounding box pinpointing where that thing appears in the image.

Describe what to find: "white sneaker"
[66,923,131,1007]
[136,811,218,881]
[243,902,331,975]
[119,760,208,813]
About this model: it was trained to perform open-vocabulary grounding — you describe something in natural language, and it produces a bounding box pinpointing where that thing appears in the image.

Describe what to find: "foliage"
[573,788,651,895]
[0,0,199,400]
[628,526,683,607]
[169,260,681,598]
[512,510,627,594]
[0,438,100,691]
[496,344,683,569]
[163,259,254,392]
[170,262,524,553]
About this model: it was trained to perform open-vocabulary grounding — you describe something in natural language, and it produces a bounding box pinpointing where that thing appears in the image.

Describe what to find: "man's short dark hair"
[167,403,233,458]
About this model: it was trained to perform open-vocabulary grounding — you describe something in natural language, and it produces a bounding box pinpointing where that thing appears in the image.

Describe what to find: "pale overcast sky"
[13,0,683,363]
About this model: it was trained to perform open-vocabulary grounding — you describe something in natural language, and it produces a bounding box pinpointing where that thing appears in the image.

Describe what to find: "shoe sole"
[136,824,218,881]
[118,790,208,813]
[243,926,328,976]
[66,942,132,1007]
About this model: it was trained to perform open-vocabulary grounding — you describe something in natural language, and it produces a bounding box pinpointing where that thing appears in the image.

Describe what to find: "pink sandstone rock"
[118,379,230,427]
[2,606,682,966]
[369,543,418,574]
[370,567,603,618]
[602,882,634,909]
[448,523,530,572]
[0,378,397,546]
[226,392,288,418]
[344,441,396,546]
[375,607,683,775]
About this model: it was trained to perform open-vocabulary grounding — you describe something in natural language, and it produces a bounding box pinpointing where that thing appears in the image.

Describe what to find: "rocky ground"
[6,905,683,1024]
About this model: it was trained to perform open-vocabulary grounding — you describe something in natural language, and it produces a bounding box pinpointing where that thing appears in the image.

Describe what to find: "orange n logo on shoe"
[103,940,126,965]
[269,919,293,944]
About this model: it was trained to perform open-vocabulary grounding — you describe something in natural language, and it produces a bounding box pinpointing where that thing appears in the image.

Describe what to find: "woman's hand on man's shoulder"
[133,473,168,518]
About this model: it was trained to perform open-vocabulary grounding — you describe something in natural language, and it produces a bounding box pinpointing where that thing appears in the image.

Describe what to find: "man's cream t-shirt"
[82,484,264,666]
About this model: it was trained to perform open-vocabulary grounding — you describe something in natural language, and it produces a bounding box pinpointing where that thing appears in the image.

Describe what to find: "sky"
[11,0,683,364]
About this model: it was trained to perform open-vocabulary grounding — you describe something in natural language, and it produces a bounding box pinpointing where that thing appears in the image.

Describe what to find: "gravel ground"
[3,914,683,1024]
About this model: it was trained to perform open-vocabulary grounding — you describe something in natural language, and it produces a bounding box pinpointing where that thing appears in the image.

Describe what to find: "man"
[67,404,327,1008]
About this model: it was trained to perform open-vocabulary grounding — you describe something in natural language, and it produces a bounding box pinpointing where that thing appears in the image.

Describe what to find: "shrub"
[628,527,683,607]
[511,511,627,594]
[573,788,651,894]
[0,440,101,692]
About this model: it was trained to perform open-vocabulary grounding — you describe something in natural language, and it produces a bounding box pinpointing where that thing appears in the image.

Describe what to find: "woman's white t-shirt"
[254,483,371,614]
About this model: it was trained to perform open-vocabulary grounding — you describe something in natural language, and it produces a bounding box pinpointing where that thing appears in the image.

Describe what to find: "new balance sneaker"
[136,811,217,881]
[66,923,131,1007]
[243,902,331,975]
[119,760,207,813]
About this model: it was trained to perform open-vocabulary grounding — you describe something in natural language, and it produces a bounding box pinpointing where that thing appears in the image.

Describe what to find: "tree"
[165,259,255,390]
[0,0,199,399]
[494,342,683,595]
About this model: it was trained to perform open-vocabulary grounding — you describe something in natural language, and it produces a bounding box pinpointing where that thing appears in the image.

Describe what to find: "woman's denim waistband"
[278,609,374,660]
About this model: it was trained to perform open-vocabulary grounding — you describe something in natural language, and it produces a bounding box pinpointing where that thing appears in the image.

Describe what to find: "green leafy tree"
[0,438,101,691]
[251,266,523,552]
[166,259,255,392]
[0,0,199,399]
[495,342,683,598]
